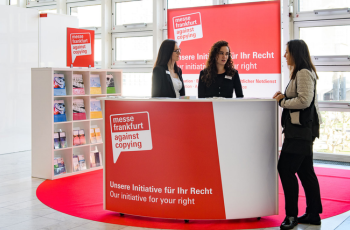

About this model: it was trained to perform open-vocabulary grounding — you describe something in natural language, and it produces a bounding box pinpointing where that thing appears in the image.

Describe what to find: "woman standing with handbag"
[273,39,323,230]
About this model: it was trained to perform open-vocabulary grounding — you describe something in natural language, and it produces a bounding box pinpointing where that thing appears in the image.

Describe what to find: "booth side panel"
[31,69,54,179]
[213,101,278,219]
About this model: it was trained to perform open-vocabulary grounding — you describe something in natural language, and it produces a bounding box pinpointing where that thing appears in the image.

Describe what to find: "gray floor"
[0,151,349,230]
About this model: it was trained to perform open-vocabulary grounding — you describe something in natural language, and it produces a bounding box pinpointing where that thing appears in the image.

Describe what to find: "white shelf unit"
[31,68,122,180]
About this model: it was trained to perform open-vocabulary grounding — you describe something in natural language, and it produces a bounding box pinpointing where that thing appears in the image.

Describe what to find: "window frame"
[294,19,350,66]
[111,0,154,33]
[66,0,102,33]
[29,5,57,12]
[111,31,154,69]
[293,0,350,22]
[26,0,56,8]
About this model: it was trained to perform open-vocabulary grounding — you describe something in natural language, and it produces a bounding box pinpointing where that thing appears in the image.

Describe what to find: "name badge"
[225,75,232,80]
[166,70,170,75]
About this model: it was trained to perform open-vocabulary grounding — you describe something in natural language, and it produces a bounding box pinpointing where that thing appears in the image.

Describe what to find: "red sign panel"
[67,27,94,67]
[167,2,281,97]
[105,101,225,219]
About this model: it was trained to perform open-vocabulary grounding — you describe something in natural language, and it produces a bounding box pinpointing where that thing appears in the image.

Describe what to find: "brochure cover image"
[53,74,66,96]
[90,99,102,119]
[95,127,102,143]
[73,99,86,120]
[54,132,60,149]
[59,132,67,148]
[53,100,67,122]
[57,158,66,174]
[79,129,86,145]
[78,155,87,170]
[73,130,81,146]
[90,128,97,144]
[53,158,60,176]
[106,75,116,94]
[73,74,85,95]
[73,155,80,172]
[90,74,102,94]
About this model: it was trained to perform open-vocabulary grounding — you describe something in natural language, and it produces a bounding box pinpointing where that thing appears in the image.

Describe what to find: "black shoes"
[297,213,321,225]
[280,216,298,229]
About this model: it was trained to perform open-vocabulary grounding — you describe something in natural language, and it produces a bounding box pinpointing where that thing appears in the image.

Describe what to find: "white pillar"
[57,0,67,15]
[153,0,164,64]
[18,0,26,8]
[101,0,112,69]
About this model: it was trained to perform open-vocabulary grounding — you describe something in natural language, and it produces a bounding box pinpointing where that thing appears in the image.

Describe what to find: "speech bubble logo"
[70,33,92,63]
[173,12,203,46]
[110,112,153,163]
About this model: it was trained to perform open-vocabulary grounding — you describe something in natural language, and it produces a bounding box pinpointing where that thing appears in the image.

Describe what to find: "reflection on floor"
[0,151,349,230]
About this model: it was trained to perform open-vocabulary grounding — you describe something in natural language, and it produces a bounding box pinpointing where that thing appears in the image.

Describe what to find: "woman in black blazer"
[152,39,185,98]
[198,40,243,98]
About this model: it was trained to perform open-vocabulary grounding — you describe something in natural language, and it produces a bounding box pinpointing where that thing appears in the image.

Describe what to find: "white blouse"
[170,76,182,98]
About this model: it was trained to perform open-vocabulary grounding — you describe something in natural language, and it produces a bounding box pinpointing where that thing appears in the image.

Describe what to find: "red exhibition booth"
[101,98,279,220]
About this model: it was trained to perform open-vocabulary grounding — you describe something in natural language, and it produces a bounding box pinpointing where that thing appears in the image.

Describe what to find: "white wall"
[39,13,78,67]
[0,5,39,154]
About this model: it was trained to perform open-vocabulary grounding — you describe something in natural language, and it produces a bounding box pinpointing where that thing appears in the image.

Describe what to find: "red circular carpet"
[36,167,350,229]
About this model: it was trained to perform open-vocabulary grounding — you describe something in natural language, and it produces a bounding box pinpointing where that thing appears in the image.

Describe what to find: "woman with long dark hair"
[273,39,322,230]
[152,39,185,98]
[198,40,243,98]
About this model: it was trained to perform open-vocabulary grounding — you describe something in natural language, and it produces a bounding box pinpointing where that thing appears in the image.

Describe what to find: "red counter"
[99,98,279,220]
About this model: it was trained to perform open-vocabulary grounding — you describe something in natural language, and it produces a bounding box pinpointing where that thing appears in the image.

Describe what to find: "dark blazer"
[198,70,244,98]
[152,65,185,98]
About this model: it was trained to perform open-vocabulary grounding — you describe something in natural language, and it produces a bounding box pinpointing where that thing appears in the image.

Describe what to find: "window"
[27,0,56,7]
[10,0,17,5]
[294,0,350,21]
[299,0,350,12]
[314,111,350,156]
[68,2,101,28]
[116,36,153,61]
[300,25,350,56]
[112,32,153,68]
[317,72,350,102]
[167,0,213,9]
[115,0,152,26]
[122,73,152,96]
[294,19,350,65]
[95,37,101,62]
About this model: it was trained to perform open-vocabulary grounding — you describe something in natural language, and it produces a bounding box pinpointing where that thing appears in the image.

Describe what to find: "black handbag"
[281,77,319,141]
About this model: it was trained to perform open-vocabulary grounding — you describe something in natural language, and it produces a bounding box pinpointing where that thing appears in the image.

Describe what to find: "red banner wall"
[167,1,281,97]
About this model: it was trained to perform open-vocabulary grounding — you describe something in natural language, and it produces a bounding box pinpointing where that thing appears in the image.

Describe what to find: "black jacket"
[198,70,244,98]
[152,65,185,98]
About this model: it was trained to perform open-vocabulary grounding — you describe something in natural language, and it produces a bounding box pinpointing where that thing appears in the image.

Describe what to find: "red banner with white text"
[167,1,281,97]
[67,27,94,67]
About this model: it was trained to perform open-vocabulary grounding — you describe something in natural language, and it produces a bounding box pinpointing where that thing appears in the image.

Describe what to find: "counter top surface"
[97,96,277,102]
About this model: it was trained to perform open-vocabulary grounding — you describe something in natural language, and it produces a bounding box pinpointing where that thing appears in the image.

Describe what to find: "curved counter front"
[99,98,279,220]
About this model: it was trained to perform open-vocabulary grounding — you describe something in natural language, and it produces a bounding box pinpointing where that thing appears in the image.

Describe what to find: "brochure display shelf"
[31,68,121,180]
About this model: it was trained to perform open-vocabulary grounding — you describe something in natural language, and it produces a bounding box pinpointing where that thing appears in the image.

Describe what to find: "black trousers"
[278,151,323,217]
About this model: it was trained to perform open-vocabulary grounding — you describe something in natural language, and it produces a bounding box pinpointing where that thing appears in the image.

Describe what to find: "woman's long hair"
[287,39,318,80]
[154,39,179,72]
[201,40,236,87]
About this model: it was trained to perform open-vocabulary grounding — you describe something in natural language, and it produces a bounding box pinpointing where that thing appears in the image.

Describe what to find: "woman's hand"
[275,94,285,102]
[272,91,282,99]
